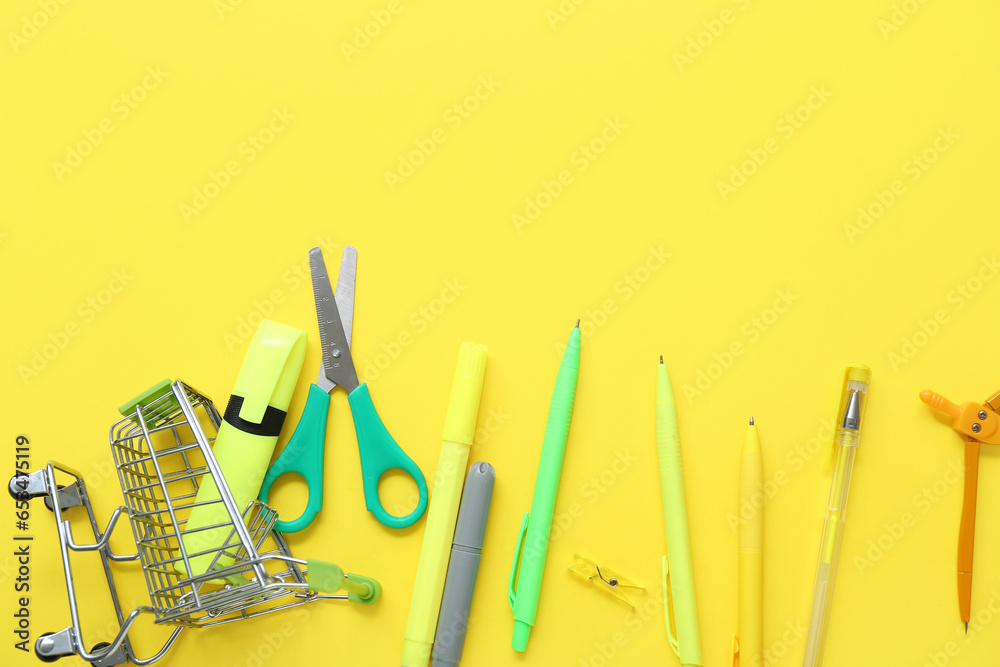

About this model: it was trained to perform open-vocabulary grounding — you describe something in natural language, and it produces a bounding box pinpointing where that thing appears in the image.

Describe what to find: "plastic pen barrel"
[803,365,870,667]
[739,420,763,667]
[432,462,495,667]
[510,325,581,652]
[656,362,702,667]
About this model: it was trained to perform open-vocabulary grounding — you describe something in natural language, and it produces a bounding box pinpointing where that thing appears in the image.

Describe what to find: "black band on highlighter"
[223,395,287,437]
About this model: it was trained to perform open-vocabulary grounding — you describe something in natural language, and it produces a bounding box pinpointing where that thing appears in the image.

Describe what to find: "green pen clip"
[662,556,681,657]
[508,511,529,610]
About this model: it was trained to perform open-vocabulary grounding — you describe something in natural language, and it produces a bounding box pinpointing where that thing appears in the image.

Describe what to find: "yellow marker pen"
[402,343,489,667]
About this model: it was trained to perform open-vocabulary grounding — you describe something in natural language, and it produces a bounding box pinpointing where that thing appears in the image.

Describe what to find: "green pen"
[657,357,702,667]
[508,322,581,653]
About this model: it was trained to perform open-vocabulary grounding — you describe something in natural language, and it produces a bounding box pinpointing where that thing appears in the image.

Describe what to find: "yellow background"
[2,1,999,666]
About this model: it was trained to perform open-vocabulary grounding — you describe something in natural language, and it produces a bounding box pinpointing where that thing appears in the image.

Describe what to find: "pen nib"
[659,354,663,364]
[576,319,580,328]
[966,622,969,634]
[749,416,754,426]
[843,391,862,430]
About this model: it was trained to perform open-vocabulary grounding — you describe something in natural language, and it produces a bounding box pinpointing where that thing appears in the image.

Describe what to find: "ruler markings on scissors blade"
[309,248,359,390]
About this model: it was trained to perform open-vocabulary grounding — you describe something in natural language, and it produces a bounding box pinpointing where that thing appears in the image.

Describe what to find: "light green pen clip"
[177,319,306,578]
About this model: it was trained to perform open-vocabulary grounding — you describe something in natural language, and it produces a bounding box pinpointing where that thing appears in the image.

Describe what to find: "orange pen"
[920,389,1000,632]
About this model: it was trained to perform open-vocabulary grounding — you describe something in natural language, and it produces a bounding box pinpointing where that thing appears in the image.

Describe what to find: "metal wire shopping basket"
[9,380,380,665]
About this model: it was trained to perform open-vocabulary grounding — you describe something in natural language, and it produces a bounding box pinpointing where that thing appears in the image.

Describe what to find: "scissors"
[259,246,429,531]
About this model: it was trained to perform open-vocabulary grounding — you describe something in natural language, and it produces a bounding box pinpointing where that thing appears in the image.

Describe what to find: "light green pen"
[508,322,581,653]
[656,357,702,667]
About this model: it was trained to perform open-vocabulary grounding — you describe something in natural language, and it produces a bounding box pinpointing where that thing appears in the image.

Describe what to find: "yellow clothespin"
[568,554,643,607]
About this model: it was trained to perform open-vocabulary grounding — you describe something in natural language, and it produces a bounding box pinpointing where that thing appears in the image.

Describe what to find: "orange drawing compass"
[921,388,1000,632]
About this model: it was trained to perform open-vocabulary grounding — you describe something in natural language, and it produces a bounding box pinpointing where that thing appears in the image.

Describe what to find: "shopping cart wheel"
[8,470,77,508]
[35,631,73,662]
[7,475,31,501]
[91,640,127,666]
[37,485,63,511]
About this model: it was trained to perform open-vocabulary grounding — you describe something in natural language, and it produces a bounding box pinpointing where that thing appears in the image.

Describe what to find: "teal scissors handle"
[347,382,428,529]
[258,383,330,533]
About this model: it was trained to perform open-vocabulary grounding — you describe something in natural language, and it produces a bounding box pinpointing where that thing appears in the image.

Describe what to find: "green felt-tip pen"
[508,322,581,653]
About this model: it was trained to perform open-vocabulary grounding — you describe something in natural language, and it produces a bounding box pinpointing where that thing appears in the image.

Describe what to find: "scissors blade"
[309,247,360,393]
[335,246,357,348]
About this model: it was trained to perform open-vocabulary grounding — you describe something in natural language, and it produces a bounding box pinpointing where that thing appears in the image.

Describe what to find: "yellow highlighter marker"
[179,319,306,578]
[401,343,489,667]
[733,417,763,667]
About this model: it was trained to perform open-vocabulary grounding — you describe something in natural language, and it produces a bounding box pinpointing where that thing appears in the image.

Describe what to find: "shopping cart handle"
[307,559,382,604]
[259,384,330,533]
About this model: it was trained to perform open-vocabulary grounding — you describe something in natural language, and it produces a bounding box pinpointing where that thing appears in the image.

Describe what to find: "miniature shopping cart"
[8,380,380,665]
